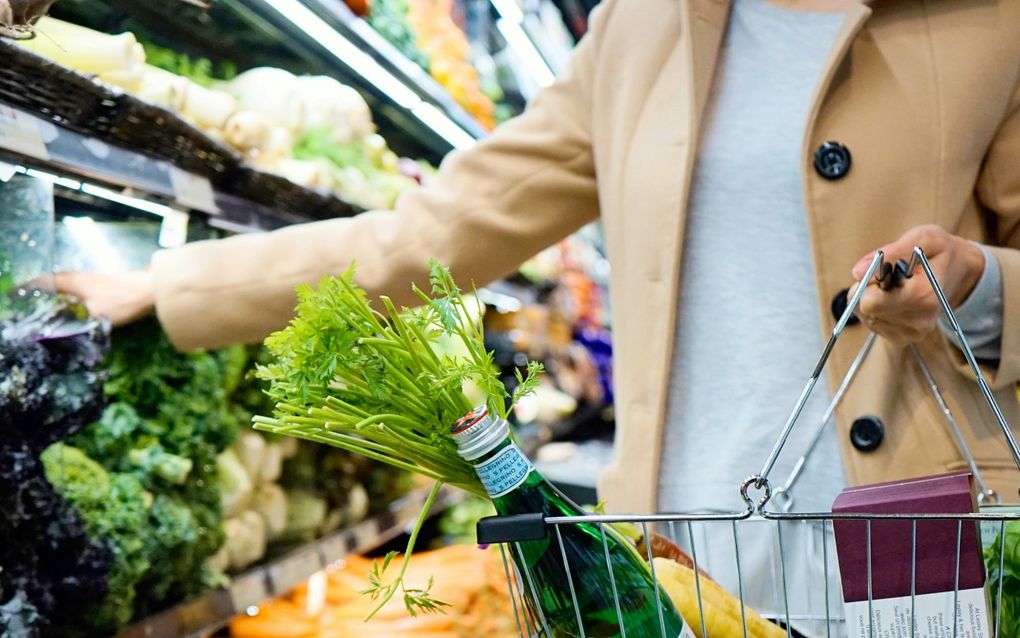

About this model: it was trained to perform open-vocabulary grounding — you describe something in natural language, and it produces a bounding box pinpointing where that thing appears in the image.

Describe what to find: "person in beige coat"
[58,0,1020,520]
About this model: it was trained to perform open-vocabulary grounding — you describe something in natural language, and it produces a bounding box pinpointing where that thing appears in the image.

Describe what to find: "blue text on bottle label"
[476,444,533,498]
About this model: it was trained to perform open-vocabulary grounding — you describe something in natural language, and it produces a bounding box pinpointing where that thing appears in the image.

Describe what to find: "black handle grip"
[476,513,548,544]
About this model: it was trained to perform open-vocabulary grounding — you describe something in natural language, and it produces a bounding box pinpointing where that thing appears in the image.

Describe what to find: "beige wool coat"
[153,0,1020,513]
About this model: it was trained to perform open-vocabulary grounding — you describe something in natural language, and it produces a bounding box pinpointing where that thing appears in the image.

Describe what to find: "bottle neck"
[466,435,535,501]
[451,409,583,516]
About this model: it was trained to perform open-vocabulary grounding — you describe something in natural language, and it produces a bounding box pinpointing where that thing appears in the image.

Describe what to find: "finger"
[858,275,942,320]
[851,224,951,281]
[867,315,937,346]
[866,318,913,348]
[53,271,86,297]
[16,274,56,293]
[851,253,877,281]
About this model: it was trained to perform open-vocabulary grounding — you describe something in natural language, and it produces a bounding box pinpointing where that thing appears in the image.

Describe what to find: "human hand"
[30,270,156,327]
[849,225,985,347]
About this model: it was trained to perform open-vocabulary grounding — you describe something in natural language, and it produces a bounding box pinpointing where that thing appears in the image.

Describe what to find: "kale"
[40,445,149,636]
[69,319,245,618]
[0,443,114,638]
[0,294,108,449]
[0,295,112,638]
[0,591,39,638]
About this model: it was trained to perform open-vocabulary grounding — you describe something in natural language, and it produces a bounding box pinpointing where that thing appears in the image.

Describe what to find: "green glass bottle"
[452,408,692,638]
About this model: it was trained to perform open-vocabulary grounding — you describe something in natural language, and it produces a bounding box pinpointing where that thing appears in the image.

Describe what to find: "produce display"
[367,0,430,69]
[0,305,413,637]
[0,294,113,638]
[13,17,428,210]
[361,0,497,128]
[213,430,291,572]
[405,0,496,129]
[228,546,518,638]
[35,318,245,634]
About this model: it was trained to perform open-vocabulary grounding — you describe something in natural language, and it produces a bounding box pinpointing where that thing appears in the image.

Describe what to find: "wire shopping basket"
[476,248,1020,638]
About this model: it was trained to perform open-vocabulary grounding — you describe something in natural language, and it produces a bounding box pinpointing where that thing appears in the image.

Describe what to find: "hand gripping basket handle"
[742,246,1020,513]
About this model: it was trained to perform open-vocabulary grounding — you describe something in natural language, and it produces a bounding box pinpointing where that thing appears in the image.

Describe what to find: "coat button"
[814,141,852,180]
[831,288,861,326]
[850,416,885,452]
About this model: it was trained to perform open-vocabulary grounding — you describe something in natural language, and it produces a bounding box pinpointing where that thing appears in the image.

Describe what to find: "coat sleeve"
[960,69,1020,389]
[151,3,615,352]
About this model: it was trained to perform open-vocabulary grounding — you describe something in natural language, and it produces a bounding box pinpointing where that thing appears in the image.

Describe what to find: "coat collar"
[682,0,873,135]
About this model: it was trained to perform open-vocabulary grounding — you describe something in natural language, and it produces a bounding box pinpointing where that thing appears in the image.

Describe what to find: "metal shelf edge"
[0,102,356,232]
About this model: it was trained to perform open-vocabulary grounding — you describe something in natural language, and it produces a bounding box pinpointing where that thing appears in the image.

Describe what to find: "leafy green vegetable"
[436,495,496,546]
[985,521,1020,637]
[41,444,150,636]
[0,294,113,638]
[293,128,420,209]
[254,260,542,616]
[69,319,246,617]
[142,44,237,88]
[367,0,429,70]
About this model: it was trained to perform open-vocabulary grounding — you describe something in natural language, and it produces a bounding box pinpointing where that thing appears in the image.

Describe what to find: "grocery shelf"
[47,0,485,162]
[0,102,351,232]
[113,485,464,638]
[303,0,488,140]
[237,0,485,157]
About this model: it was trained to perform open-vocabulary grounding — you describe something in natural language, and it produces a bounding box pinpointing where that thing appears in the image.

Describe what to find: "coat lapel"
[603,0,731,513]
[607,0,878,513]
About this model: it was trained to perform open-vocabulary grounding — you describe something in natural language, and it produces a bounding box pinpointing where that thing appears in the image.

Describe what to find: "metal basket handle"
[742,246,1020,513]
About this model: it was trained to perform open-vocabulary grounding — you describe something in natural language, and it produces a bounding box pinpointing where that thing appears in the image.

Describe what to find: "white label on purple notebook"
[844,587,990,638]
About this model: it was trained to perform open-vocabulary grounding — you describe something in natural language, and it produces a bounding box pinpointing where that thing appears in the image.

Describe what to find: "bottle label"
[678,625,697,638]
[475,444,533,497]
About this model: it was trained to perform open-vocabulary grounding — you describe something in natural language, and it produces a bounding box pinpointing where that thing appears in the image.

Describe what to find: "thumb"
[851,252,876,281]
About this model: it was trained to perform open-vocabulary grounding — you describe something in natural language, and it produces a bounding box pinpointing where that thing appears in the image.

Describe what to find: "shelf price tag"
[0,107,49,160]
[169,166,217,214]
[0,161,16,183]
[158,208,190,248]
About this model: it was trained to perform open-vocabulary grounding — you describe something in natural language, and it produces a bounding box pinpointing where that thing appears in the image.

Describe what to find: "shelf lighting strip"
[15,166,174,218]
[491,0,555,89]
[266,0,477,150]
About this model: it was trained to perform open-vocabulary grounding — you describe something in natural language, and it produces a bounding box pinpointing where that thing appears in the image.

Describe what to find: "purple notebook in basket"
[831,472,985,603]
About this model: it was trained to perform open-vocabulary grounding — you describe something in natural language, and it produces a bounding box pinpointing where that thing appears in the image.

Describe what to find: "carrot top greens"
[253,259,542,617]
